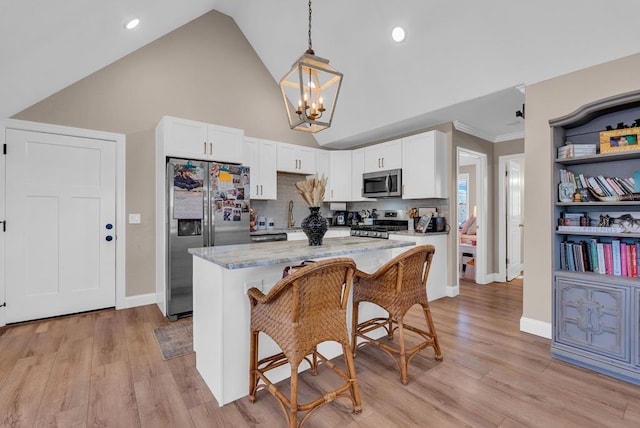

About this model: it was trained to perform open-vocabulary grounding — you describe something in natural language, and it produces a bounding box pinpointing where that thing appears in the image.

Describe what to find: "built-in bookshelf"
[550,90,640,386]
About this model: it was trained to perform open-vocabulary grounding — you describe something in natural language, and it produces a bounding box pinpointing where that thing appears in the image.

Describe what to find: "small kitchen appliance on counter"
[333,211,347,226]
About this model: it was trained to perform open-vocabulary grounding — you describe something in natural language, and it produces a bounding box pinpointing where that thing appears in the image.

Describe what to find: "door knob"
[105,223,113,229]
[106,235,113,241]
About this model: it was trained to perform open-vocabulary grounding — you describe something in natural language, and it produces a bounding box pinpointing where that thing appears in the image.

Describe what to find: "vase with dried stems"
[295,175,328,246]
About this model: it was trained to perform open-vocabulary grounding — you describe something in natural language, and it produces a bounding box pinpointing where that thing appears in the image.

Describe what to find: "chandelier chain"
[307,0,313,51]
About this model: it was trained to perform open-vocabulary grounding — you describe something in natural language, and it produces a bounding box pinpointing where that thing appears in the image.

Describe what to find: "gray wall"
[13,10,318,297]
[524,53,640,325]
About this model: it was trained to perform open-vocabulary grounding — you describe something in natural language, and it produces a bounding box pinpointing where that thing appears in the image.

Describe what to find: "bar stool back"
[247,257,361,427]
[351,245,443,385]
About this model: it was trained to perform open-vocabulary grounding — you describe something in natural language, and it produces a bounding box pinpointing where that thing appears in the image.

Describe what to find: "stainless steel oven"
[350,210,408,239]
[362,169,402,198]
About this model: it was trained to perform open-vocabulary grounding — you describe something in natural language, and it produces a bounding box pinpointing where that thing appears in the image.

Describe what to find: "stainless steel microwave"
[362,169,402,198]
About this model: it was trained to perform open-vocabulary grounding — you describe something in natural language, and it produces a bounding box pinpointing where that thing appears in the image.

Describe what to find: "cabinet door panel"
[297,147,316,174]
[364,139,402,172]
[208,124,243,163]
[328,151,351,201]
[402,131,447,199]
[165,117,208,160]
[555,275,629,362]
[636,288,640,368]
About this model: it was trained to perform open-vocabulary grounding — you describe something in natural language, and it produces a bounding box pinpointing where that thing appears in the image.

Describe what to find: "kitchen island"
[188,236,414,406]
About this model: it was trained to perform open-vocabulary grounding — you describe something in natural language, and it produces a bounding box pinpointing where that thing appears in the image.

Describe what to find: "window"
[457,173,469,227]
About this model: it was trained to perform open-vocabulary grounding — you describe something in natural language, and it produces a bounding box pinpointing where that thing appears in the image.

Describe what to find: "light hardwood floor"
[1,278,639,427]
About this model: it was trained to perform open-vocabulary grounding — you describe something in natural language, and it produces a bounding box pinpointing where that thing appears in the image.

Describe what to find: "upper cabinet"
[351,148,374,201]
[159,116,243,163]
[328,151,352,201]
[277,142,316,174]
[401,130,448,199]
[316,150,352,202]
[364,138,402,172]
[243,137,277,200]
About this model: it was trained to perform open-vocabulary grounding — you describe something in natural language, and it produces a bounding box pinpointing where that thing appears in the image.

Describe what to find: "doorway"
[456,148,487,284]
[498,154,525,281]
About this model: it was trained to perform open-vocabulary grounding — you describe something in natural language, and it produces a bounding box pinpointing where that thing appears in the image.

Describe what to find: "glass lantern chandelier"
[279,0,343,133]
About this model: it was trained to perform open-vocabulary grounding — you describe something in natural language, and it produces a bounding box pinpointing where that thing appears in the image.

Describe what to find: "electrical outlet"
[128,213,141,224]
[244,279,263,295]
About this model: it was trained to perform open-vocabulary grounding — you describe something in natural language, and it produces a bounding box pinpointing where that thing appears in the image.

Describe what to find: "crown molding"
[453,120,524,143]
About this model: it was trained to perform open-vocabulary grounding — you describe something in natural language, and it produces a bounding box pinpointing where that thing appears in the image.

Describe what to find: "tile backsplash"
[251,172,449,229]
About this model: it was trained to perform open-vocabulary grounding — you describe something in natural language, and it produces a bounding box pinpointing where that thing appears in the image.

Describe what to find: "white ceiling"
[2,1,640,148]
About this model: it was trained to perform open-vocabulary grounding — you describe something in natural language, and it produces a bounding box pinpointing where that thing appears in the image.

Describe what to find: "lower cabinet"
[552,272,640,385]
[636,289,640,369]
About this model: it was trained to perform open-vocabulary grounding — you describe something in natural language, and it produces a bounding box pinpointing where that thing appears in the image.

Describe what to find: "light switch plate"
[129,213,141,224]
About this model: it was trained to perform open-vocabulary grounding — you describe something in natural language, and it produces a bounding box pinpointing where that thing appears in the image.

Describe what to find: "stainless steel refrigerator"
[166,158,251,320]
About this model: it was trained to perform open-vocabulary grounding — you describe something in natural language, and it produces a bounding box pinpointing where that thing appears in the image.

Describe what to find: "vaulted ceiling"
[2,1,639,148]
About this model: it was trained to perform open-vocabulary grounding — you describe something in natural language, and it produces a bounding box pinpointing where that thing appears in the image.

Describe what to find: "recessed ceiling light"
[124,18,140,30]
[391,27,406,43]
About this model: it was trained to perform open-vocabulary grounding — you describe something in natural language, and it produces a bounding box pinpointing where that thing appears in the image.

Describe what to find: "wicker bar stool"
[351,245,443,385]
[247,257,362,428]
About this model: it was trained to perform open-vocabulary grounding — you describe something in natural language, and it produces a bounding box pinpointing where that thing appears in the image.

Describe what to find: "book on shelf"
[559,238,640,278]
[612,239,622,276]
[597,242,606,274]
[604,243,613,275]
[590,238,599,274]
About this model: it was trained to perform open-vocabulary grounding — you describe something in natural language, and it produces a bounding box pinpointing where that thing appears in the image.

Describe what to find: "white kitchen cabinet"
[243,137,277,200]
[364,138,402,172]
[327,151,352,201]
[401,130,448,199]
[351,148,375,202]
[277,142,316,174]
[159,116,243,163]
[206,124,244,163]
[315,150,352,202]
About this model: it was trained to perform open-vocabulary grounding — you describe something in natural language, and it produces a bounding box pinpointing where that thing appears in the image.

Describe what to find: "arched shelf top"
[549,89,640,129]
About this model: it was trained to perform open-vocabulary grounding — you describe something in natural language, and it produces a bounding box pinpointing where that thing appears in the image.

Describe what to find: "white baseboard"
[446,284,459,297]
[520,316,552,339]
[119,292,156,309]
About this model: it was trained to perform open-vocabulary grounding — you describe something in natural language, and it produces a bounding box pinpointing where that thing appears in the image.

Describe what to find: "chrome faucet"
[287,200,295,228]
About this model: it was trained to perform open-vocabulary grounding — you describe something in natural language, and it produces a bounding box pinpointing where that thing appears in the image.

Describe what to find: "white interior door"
[5,129,116,323]
[506,159,523,281]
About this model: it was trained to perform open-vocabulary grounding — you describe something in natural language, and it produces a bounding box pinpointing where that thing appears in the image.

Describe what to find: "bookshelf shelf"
[555,230,640,239]
[556,201,640,207]
[550,91,640,386]
[555,150,640,165]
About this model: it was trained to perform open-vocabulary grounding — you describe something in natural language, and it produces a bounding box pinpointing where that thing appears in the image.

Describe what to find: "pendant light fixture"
[279,0,343,133]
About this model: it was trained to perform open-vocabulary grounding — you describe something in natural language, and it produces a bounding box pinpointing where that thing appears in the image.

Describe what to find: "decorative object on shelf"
[588,188,640,202]
[279,0,343,133]
[559,182,575,202]
[612,214,640,233]
[599,126,640,154]
[295,175,328,245]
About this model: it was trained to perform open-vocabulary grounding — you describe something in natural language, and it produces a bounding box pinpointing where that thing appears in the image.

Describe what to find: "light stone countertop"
[390,230,449,237]
[188,236,414,269]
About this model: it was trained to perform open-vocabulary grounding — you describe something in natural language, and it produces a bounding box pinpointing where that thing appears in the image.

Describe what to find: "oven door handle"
[385,174,391,193]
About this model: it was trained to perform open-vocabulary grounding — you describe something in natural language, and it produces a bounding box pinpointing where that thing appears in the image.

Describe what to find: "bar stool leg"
[342,343,362,413]
[289,365,299,428]
[423,305,443,361]
[351,302,359,357]
[249,331,259,401]
[397,315,409,385]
